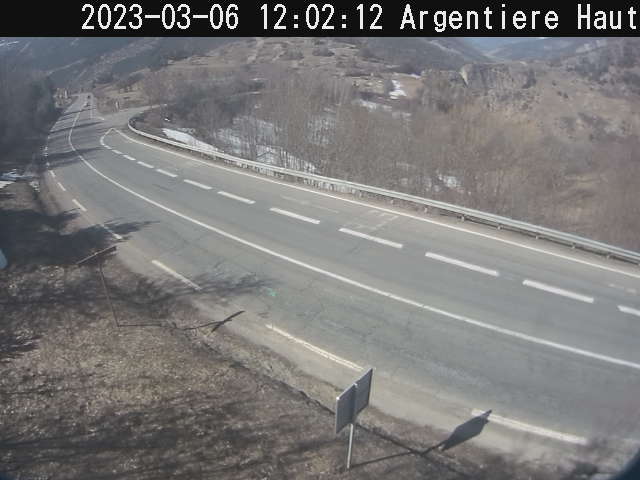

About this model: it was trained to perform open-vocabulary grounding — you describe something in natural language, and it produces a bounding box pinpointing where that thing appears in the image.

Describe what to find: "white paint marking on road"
[101,225,123,241]
[609,284,638,296]
[112,150,122,155]
[266,324,363,371]
[522,280,594,304]
[71,116,640,372]
[117,129,640,281]
[619,305,640,318]
[151,260,202,291]
[49,170,56,179]
[72,199,87,212]
[57,182,67,192]
[270,208,320,225]
[184,179,212,190]
[470,409,588,446]
[104,146,112,150]
[137,161,154,169]
[157,169,179,178]
[280,195,340,214]
[123,155,136,161]
[218,191,255,204]
[425,252,500,277]
[45,162,50,168]
[339,228,403,249]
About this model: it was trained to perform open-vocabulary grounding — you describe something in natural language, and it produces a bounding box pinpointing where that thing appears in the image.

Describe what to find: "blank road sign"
[335,384,356,434]
[354,368,373,417]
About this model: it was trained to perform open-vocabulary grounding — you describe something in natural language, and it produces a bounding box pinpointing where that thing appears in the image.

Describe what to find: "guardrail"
[128,118,640,266]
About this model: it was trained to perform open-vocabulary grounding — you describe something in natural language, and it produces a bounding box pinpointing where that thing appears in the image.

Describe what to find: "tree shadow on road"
[0,205,154,269]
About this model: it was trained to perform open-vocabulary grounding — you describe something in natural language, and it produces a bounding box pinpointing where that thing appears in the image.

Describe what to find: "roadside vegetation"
[0,53,56,154]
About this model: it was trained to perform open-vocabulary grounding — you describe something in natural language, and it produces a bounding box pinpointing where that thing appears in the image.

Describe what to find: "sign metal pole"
[347,423,354,470]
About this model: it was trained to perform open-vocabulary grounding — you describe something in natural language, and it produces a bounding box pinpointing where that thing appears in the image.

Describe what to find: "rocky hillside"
[487,37,609,62]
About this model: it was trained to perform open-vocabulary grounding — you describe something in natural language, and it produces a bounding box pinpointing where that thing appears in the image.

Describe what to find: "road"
[43,96,640,464]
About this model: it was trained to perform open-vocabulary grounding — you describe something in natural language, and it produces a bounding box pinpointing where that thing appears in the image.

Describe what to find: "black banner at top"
[2,1,640,36]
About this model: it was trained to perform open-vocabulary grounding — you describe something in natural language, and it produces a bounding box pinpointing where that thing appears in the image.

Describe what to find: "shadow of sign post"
[335,367,374,470]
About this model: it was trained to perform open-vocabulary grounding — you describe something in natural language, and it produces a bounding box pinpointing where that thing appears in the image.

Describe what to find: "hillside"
[488,37,610,62]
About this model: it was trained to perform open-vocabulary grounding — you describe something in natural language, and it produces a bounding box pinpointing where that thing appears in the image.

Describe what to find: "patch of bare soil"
[0,172,594,479]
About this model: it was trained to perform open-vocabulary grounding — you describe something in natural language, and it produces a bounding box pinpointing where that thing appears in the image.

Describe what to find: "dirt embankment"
[0,148,591,479]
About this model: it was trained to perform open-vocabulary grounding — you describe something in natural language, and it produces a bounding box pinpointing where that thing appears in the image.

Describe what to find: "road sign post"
[335,368,374,470]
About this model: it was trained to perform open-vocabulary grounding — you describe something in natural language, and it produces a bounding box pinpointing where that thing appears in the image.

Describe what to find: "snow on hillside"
[163,128,220,154]
[389,80,407,99]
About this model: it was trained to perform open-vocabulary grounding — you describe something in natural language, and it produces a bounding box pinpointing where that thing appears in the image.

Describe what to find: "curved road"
[44,96,640,464]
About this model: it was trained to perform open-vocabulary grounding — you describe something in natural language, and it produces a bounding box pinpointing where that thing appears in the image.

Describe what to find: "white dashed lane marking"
[101,224,123,241]
[270,208,320,225]
[57,182,67,192]
[218,191,255,204]
[522,280,594,304]
[425,252,499,277]
[339,228,403,249]
[184,179,213,190]
[72,199,87,212]
[619,306,640,318]
[156,169,178,178]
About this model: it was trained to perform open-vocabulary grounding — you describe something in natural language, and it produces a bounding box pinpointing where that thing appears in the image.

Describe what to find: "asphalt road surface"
[43,96,640,465]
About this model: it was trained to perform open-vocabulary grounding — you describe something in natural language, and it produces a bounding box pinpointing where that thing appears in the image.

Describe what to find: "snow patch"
[163,128,220,154]
[389,80,407,99]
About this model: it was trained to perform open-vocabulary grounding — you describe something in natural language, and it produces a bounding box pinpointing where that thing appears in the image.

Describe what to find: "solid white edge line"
[72,199,87,212]
[184,179,213,190]
[157,169,178,178]
[137,161,154,169]
[115,129,640,281]
[57,182,67,192]
[470,409,588,446]
[270,207,320,224]
[265,324,363,371]
[339,228,403,249]
[425,252,499,277]
[619,305,640,318]
[218,191,255,204]
[151,260,202,291]
[68,113,640,372]
[522,280,594,304]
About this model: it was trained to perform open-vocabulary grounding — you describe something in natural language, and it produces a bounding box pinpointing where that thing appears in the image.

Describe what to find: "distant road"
[44,96,640,463]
